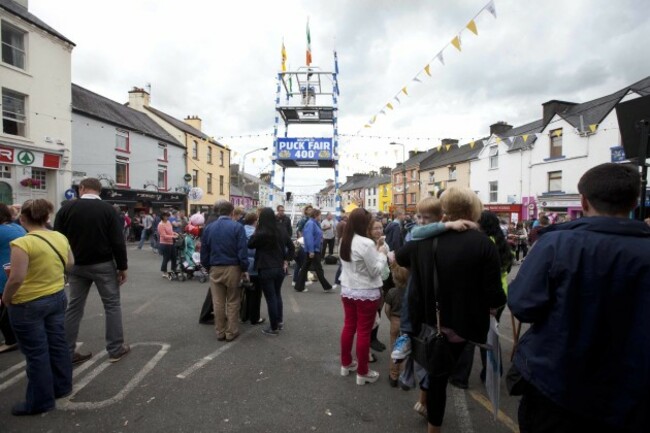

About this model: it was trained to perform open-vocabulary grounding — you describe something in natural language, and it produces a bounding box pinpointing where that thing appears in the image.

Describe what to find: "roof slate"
[144,106,224,148]
[0,0,75,46]
[72,84,183,148]
[420,139,486,170]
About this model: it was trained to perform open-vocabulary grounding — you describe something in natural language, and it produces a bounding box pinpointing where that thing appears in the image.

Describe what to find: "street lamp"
[390,142,407,211]
[240,146,268,197]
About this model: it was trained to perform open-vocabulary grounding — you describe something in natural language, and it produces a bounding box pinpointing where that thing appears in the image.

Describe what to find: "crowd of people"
[0,163,649,433]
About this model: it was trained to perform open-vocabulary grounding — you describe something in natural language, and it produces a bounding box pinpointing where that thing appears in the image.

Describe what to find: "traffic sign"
[64,189,76,200]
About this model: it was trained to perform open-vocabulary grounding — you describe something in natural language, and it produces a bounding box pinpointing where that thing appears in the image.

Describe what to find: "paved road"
[0,246,525,433]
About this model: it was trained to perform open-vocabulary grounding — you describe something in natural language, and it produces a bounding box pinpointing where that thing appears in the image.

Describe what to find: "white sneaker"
[306,281,313,286]
[356,370,380,385]
[331,284,340,291]
[340,360,358,376]
[291,281,296,287]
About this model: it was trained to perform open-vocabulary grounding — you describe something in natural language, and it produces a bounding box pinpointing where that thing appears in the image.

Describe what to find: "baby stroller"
[166,234,187,281]
[177,231,208,283]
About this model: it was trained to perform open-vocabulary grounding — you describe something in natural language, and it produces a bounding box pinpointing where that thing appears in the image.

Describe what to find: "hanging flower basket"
[20,178,41,188]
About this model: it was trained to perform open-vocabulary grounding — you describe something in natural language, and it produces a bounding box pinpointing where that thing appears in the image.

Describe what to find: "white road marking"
[450,386,475,433]
[176,332,249,380]
[58,342,170,411]
[133,296,160,315]
[0,369,25,392]
[469,390,520,433]
[0,360,26,380]
[288,291,301,314]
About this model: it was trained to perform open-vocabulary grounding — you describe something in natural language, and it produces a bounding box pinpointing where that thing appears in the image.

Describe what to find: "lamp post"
[240,147,268,204]
[390,142,406,211]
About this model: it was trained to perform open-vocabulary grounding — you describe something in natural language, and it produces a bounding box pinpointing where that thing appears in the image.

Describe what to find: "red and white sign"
[0,147,14,163]
[0,146,60,169]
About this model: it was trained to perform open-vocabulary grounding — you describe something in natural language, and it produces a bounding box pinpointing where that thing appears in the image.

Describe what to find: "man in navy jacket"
[294,208,332,292]
[508,163,650,432]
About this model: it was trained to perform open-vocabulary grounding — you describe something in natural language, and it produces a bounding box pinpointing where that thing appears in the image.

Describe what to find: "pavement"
[0,245,525,433]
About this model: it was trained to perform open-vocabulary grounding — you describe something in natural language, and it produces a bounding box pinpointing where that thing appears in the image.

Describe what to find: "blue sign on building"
[277,137,333,160]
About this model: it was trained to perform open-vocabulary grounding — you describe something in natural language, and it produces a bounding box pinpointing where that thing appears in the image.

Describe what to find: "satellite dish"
[188,187,204,201]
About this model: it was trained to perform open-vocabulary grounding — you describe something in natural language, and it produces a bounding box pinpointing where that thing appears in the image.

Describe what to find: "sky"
[30,0,650,195]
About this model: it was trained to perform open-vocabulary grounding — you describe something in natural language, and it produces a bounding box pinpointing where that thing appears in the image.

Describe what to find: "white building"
[471,76,650,222]
[0,0,74,207]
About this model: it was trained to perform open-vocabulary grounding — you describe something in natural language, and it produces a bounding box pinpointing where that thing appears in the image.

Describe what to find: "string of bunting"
[360,0,497,132]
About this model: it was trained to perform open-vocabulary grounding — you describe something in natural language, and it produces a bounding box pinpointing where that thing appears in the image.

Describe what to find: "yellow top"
[10,230,69,304]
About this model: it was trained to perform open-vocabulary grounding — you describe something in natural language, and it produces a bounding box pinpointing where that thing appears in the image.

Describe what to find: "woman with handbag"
[396,187,505,433]
[339,208,389,385]
[1,199,74,416]
[157,211,179,278]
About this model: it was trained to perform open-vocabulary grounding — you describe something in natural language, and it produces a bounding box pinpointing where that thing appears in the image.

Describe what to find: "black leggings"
[516,243,528,261]
[426,342,467,427]
[160,244,177,272]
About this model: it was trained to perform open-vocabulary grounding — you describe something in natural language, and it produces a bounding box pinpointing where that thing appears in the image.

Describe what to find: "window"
[157,144,167,161]
[192,140,198,159]
[207,146,212,164]
[220,150,224,167]
[219,175,224,195]
[207,173,213,194]
[550,129,563,158]
[115,129,129,152]
[2,88,26,136]
[548,171,562,192]
[449,166,457,180]
[0,165,10,179]
[116,158,129,186]
[383,186,387,195]
[31,168,46,190]
[1,21,26,69]
[428,171,435,184]
[192,169,199,188]
[489,146,498,169]
[373,198,377,207]
[157,165,167,190]
[410,193,416,204]
[489,181,498,202]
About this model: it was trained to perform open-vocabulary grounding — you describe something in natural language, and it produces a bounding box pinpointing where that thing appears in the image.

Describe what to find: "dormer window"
[489,146,498,169]
[550,128,563,158]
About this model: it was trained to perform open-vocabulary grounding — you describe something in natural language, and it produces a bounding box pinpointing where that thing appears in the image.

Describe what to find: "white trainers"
[340,361,358,376]
[291,281,296,287]
[356,369,380,385]
[331,284,340,291]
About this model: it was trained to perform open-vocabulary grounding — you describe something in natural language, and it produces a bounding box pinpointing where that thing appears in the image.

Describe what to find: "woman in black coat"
[396,187,506,433]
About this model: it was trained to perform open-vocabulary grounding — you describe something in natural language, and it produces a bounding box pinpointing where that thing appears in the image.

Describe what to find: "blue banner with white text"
[277,137,333,160]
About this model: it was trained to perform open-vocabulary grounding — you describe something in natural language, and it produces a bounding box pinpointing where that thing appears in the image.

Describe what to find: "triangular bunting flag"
[370,115,377,124]
[364,124,371,128]
[466,20,478,35]
[394,96,401,104]
[553,129,562,137]
[387,103,394,110]
[380,109,386,115]
[589,124,597,133]
[437,145,442,151]
[522,134,529,143]
[496,137,501,143]
[486,0,497,18]
[470,140,475,149]
[451,36,462,52]
[251,157,256,163]
[445,144,451,151]
[424,64,431,76]
[402,87,408,96]
[436,51,445,65]
[413,76,422,83]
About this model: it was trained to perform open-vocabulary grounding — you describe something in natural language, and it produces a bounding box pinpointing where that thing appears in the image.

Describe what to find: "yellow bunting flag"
[466,20,478,35]
[451,36,462,51]
[364,124,371,128]
[402,87,408,96]
[522,134,529,143]
[445,144,451,151]
[589,124,597,133]
[424,64,431,76]
[370,115,377,124]
[252,157,256,163]
[470,140,475,149]
[496,137,502,143]
[553,129,562,137]
[437,145,442,151]
[387,103,394,110]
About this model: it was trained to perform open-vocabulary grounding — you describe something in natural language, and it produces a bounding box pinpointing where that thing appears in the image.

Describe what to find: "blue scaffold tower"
[269,52,342,216]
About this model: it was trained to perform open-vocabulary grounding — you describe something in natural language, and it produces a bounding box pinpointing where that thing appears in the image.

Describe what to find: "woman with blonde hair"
[396,187,505,433]
[2,199,74,415]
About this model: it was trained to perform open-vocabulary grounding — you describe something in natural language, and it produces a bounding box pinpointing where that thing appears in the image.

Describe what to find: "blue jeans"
[65,261,125,358]
[137,228,154,249]
[399,275,414,334]
[9,290,72,412]
[258,268,285,330]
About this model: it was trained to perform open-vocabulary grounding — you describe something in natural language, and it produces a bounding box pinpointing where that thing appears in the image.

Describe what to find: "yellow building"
[378,179,392,213]
[128,88,230,213]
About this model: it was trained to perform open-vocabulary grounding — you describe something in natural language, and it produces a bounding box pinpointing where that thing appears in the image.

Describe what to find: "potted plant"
[20,178,41,188]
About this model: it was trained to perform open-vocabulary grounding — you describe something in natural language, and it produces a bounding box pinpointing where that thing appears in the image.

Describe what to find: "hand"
[283,261,288,273]
[489,308,498,316]
[377,245,388,255]
[117,270,128,286]
[242,272,250,282]
[446,220,479,232]
[377,236,386,247]
[309,253,315,259]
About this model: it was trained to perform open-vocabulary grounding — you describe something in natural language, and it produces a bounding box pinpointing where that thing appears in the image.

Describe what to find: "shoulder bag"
[29,233,68,284]
[410,237,454,378]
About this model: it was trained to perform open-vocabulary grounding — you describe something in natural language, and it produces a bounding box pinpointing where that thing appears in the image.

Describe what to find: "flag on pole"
[306,19,312,66]
[281,41,287,72]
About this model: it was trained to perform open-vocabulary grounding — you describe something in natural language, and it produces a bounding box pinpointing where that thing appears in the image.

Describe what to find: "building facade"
[0,0,74,207]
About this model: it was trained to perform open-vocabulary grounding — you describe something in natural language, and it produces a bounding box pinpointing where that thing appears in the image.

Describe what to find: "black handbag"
[411,238,454,378]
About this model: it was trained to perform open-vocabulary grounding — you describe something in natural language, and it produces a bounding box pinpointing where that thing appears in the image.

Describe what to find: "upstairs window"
[192,140,198,159]
[157,165,167,190]
[2,88,26,136]
[489,181,498,202]
[158,144,167,161]
[489,146,498,169]
[207,146,213,164]
[192,169,199,188]
[115,157,129,186]
[428,171,435,184]
[31,168,46,190]
[207,173,213,194]
[548,171,562,192]
[220,150,224,167]
[449,166,457,180]
[115,129,129,152]
[1,21,26,69]
[550,128,563,158]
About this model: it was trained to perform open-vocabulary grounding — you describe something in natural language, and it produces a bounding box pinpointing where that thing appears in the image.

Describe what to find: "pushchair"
[174,233,208,283]
[166,234,186,281]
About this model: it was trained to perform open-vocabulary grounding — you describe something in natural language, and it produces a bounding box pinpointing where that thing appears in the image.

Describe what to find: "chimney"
[184,115,202,131]
[230,164,240,176]
[542,100,577,126]
[490,121,513,136]
[441,138,459,147]
[128,87,150,109]
[326,179,334,186]
[13,0,28,8]
[380,166,391,176]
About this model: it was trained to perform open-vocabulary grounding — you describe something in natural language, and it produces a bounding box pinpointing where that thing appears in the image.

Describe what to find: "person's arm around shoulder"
[1,244,29,305]
[507,237,555,323]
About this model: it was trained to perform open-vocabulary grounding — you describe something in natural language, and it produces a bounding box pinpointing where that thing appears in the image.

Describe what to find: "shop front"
[96,188,187,215]
[483,204,522,224]
[537,194,583,222]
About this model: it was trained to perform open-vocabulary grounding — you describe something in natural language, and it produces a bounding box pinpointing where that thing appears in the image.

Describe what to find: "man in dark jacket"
[384,210,404,251]
[509,163,650,433]
[55,178,130,364]
[276,205,293,238]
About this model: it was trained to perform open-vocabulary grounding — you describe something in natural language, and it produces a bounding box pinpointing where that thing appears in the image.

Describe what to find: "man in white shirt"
[321,212,336,256]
